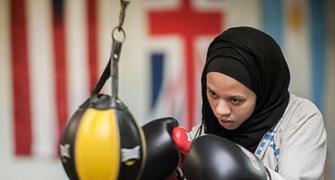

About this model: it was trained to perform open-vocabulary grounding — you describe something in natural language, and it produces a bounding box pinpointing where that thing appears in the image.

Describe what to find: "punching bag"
[59,31,146,180]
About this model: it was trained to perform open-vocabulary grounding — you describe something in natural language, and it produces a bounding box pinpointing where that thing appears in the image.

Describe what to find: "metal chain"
[117,0,130,30]
[112,0,130,42]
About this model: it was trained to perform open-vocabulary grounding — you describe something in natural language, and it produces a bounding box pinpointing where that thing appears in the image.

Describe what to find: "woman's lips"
[218,119,234,127]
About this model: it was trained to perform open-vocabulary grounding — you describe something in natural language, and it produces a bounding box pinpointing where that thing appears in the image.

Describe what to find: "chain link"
[112,0,130,42]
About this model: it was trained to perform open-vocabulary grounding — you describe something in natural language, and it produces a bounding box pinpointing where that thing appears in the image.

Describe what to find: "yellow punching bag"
[59,28,146,180]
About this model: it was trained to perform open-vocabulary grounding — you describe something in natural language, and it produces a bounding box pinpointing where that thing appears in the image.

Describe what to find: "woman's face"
[206,72,256,130]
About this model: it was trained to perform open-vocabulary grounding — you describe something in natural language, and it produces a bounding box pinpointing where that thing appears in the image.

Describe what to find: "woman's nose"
[216,100,231,117]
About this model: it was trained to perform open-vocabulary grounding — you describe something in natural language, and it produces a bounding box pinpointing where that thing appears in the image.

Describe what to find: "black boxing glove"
[183,134,269,180]
[140,117,180,180]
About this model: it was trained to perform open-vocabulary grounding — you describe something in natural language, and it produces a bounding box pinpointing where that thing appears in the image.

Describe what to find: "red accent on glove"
[172,127,192,155]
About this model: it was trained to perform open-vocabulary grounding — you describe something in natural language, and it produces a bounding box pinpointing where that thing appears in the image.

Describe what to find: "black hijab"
[201,26,290,152]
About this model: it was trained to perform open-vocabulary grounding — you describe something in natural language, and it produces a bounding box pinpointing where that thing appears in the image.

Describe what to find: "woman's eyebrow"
[207,85,247,99]
[230,95,246,99]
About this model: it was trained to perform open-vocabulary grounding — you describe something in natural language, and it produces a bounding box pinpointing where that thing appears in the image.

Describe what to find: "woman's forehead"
[206,72,255,97]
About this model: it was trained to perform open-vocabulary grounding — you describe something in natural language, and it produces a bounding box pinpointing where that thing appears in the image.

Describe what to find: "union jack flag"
[146,0,224,129]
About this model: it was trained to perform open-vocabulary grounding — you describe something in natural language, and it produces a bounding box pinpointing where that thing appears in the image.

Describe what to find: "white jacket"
[190,94,327,180]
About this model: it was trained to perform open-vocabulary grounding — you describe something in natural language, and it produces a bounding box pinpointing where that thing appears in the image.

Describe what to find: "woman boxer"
[191,26,327,179]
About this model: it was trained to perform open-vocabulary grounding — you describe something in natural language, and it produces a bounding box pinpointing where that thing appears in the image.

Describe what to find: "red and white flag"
[2,0,105,157]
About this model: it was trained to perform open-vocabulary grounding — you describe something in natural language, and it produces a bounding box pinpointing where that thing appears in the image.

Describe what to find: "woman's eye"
[231,98,241,105]
[207,90,218,99]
